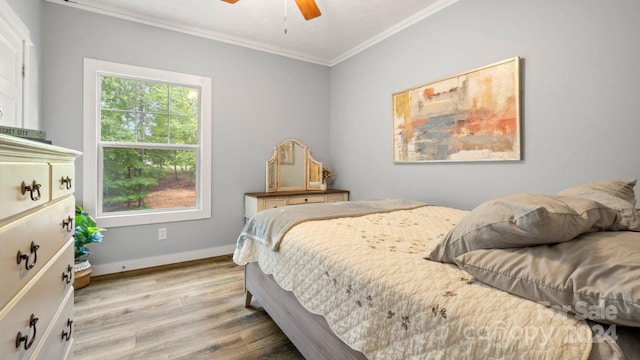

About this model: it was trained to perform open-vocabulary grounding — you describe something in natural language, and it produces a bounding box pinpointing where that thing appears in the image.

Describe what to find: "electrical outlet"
[158,227,167,240]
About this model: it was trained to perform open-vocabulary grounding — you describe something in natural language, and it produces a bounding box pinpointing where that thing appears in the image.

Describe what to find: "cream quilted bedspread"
[234,205,593,359]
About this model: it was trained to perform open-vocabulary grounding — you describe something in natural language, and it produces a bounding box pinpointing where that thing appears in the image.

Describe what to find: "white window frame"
[83,58,212,228]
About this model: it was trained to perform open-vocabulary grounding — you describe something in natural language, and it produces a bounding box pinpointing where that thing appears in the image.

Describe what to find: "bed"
[234,180,640,359]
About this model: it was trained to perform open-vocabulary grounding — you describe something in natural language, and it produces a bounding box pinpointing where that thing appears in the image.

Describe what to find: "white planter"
[74,260,91,272]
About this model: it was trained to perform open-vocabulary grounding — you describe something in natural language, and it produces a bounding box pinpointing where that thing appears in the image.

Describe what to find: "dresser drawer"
[0,239,74,360]
[287,195,325,205]
[0,197,75,308]
[0,163,51,221]
[29,288,74,360]
[50,163,75,202]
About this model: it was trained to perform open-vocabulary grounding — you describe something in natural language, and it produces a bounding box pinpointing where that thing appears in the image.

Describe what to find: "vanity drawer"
[287,195,325,205]
[263,198,287,209]
[244,189,350,221]
[50,163,75,202]
[29,288,74,360]
[0,162,50,221]
[326,193,348,202]
[0,239,74,360]
[0,197,75,308]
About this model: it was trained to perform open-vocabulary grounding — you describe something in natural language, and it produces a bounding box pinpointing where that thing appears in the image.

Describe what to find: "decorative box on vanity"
[0,134,81,360]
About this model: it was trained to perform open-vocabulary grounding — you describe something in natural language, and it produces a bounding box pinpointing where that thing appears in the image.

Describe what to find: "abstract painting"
[393,57,521,162]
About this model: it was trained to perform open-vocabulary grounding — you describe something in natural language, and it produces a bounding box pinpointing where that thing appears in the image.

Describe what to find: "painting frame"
[392,57,521,163]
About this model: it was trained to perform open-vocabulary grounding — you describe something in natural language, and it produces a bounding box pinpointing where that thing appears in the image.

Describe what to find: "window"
[83,59,211,227]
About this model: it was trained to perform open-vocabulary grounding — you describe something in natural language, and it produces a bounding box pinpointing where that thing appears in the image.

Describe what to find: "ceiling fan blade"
[294,0,321,20]
[221,0,239,3]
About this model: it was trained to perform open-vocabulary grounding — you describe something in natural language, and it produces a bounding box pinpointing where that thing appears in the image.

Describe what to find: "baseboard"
[91,244,237,276]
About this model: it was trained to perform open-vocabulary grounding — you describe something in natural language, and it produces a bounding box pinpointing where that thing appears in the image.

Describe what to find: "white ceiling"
[48,0,457,66]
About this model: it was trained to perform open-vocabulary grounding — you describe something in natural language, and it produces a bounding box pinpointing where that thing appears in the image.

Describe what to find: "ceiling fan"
[221,0,322,21]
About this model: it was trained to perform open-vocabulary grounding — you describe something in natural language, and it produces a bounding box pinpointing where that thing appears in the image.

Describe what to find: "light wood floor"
[73,255,305,360]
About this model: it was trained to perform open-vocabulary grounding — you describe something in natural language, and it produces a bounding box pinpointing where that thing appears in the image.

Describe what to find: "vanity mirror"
[266,139,322,192]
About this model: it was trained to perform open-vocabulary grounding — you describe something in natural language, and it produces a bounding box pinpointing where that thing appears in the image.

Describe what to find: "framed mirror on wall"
[266,139,322,192]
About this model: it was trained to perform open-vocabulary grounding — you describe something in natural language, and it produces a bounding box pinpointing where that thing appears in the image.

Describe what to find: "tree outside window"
[100,77,198,212]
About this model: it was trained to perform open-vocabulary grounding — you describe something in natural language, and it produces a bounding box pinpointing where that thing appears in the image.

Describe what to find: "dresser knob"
[61,319,73,342]
[15,314,38,350]
[62,264,73,284]
[21,180,42,201]
[61,176,72,189]
[16,242,40,271]
[62,215,74,232]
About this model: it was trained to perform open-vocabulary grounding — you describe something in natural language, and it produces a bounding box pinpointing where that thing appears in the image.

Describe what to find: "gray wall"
[38,3,330,272]
[330,0,640,210]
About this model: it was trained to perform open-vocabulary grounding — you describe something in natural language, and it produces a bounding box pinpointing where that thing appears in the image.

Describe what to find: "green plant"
[74,205,106,262]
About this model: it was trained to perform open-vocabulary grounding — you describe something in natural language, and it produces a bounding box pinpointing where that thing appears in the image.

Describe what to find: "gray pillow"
[559,179,640,231]
[426,193,619,263]
[454,231,640,327]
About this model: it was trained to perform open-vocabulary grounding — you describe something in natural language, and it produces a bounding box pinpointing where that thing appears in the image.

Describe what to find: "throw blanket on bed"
[236,198,426,252]
[234,204,594,360]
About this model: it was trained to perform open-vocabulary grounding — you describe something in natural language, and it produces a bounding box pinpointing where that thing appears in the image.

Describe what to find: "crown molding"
[46,0,457,67]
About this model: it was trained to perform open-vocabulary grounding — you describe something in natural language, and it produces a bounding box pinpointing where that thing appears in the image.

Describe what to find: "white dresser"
[0,134,81,360]
[244,189,349,220]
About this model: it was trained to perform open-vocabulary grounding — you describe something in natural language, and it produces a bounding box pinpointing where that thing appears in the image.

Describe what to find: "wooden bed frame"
[244,262,367,359]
